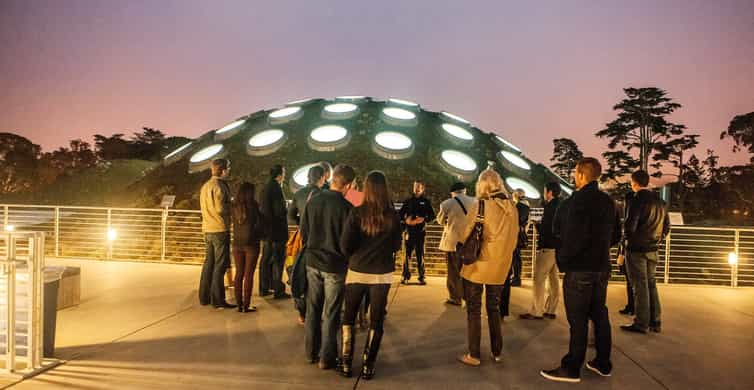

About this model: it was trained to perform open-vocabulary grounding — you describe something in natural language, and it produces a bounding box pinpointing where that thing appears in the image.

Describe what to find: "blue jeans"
[304,266,345,365]
[259,241,286,296]
[627,251,662,329]
[199,232,230,305]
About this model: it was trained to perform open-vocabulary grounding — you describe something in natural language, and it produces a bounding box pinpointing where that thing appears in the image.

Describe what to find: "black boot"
[361,328,383,380]
[337,325,355,377]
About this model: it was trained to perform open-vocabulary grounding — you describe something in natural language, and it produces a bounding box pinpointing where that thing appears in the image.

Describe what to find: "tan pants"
[529,249,560,316]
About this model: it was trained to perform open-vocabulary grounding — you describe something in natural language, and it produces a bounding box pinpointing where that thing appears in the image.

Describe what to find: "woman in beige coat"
[458,169,519,366]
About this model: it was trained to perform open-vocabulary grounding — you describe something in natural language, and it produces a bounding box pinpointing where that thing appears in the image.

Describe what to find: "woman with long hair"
[457,168,519,366]
[338,171,402,379]
[231,181,263,312]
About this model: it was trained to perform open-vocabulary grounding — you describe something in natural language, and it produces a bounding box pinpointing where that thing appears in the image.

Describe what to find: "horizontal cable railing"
[1,204,751,287]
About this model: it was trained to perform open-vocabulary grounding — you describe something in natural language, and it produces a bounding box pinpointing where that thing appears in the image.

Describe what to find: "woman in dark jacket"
[338,171,402,379]
[232,182,262,313]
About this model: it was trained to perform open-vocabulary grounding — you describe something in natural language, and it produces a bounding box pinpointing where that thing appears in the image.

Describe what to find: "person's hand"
[415,217,425,224]
[617,254,625,266]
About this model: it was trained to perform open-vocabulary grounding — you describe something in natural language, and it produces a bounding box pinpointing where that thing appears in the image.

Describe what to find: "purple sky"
[2,0,753,167]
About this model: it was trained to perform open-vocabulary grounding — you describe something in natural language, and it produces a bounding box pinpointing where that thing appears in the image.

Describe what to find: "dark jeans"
[287,265,307,318]
[627,251,661,329]
[561,272,612,376]
[232,244,260,309]
[343,283,390,331]
[199,232,230,306]
[403,231,426,281]
[511,247,522,284]
[446,251,463,302]
[620,263,634,311]
[499,268,513,317]
[305,266,345,365]
[463,278,504,359]
[259,240,286,296]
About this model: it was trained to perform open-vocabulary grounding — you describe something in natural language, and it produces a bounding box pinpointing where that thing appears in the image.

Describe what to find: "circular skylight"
[375,132,412,151]
[382,107,416,121]
[269,106,302,119]
[441,111,470,125]
[310,125,348,143]
[441,150,477,172]
[388,98,418,107]
[442,123,474,141]
[560,184,574,195]
[164,142,192,160]
[505,177,541,199]
[292,163,318,187]
[216,119,245,134]
[249,129,285,147]
[324,103,358,113]
[189,144,224,163]
[336,95,366,100]
[500,150,531,170]
[495,135,522,152]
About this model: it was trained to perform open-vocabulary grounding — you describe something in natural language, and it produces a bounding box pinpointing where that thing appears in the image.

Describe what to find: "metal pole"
[161,208,168,262]
[54,207,60,257]
[664,231,671,284]
[6,234,16,372]
[531,225,537,280]
[732,230,739,288]
[107,208,112,260]
[3,205,7,228]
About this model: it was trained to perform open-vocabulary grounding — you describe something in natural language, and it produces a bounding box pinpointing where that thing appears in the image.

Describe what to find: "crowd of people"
[197,156,670,383]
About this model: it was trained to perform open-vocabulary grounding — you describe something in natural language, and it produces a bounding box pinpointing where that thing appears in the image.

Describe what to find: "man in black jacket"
[301,164,355,369]
[399,181,435,285]
[259,165,290,299]
[541,158,621,383]
[620,170,669,334]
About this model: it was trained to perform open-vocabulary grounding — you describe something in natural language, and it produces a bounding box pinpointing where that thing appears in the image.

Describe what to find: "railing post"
[3,205,8,228]
[107,208,112,260]
[732,230,740,288]
[54,207,60,257]
[161,207,168,262]
[664,231,671,284]
[5,233,17,372]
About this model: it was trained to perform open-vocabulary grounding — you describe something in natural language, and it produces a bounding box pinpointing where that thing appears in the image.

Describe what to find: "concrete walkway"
[2,259,753,389]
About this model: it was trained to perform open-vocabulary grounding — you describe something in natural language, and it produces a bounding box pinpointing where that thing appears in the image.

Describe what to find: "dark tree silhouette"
[0,133,41,194]
[720,111,754,163]
[550,138,583,183]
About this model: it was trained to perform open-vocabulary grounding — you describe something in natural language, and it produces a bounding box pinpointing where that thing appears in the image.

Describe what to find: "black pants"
[259,240,286,296]
[561,272,612,376]
[403,231,425,281]
[199,232,230,306]
[620,263,634,311]
[446,251,463,302]
[343,283,390,331]
[511,248,522,284]
[499,268,513,317]
[463,279,504,359]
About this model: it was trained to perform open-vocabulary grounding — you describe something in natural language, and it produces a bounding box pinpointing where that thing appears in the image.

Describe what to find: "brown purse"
[457,200,485,265]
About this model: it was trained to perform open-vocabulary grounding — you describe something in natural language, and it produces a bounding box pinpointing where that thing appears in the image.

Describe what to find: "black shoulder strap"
[477,200,485,219]
[453,197,468,215]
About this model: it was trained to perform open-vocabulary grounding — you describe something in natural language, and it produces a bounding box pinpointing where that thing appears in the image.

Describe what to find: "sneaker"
[400,278,408,285]
[543,313,557,319]
[540,367,580,383]
[445,299,462,306]
[213,302,237,309]
[620,323,647,334]
[586,359,612,377]
[491,354,503,364]
[418,280,427,285]
[457,353,481,367]
[619,307,634,315]
[519,313,544,320]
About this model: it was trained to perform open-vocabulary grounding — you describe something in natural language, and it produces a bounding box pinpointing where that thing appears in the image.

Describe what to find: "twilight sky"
[2,0,753,167]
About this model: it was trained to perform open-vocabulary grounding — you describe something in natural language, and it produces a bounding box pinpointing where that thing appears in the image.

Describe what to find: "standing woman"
[232,182,263,312]
[458,169,519,366]
[338,171,402,379]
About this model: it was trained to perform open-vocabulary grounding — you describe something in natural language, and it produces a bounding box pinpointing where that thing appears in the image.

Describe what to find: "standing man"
[520,182,561,320]
[259,164,290,299]
[541,158,621,383]
[511,189,530,286]
[301,164,355,369]
[399,180,435,285]
[620,170,669,334]
[436,182,476,306]
[199,158,236,309]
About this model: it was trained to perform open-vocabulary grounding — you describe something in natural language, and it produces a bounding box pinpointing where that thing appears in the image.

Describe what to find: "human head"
[270,164,285,183]
[413,181,425,197]
[449,182,466,196]
[475,169,505,199]
[319,161,332,183]
[512,188,526,203]
[211,158,230,178]
[361,171,394,236]
[363,171,391,210]
[235,181,255,205]
[630,170,650,193]
[544,181,561,202]
[330,164,355,193]
[574,157,602,189]
[307,165,326,188]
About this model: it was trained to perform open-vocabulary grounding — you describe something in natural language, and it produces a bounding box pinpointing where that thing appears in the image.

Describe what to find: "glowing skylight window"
[495,135,521,152]
[249,130,285,147]
[216,119,245,134]
[190,144,223,163]
[441,150,477,172]
[505,177,541,199]
[164,142,192,160]
[388,98,418,107]
[500,150,531,170]
[560,184,574,195]
[442,123,474,141]
[310,125,348,143]
[324,103,358,113]
[382,107,416,121]
[441,111,470,125]
[269,106,302,119]
[292,164,318,187]
[375,132,412,151]
[336,95,366,100]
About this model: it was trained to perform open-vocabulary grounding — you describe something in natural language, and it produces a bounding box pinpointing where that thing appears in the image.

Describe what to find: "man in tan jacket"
[199,158,236,309]
[436,182,476,306]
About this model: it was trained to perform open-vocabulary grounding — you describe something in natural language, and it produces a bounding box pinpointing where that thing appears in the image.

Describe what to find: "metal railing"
[1,204,752,287]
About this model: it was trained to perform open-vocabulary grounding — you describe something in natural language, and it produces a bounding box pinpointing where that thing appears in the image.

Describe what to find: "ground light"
[440,150,478,177]
[247,129,287,156]
[506,177,541,199]
[269,106,304,124]
[189,144,224,163]
[383,107,416,120]
[107,228,118,242]
[4,225,15,232]
[322,103,359,120]
[729,252,738,266]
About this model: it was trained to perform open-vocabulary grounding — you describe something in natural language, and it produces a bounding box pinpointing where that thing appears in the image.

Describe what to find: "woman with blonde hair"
[458,168,519,366]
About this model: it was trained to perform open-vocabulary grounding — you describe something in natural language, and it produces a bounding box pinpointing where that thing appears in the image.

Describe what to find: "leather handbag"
[457,200,485,266]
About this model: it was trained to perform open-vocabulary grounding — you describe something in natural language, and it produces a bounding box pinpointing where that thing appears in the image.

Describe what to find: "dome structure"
[141,96,570,208]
